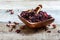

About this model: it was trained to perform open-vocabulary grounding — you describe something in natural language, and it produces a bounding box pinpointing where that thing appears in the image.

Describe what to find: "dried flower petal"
[52,24,56,29]
[47,30,51,33]
[13,22,19,25]
[15,29,21,33]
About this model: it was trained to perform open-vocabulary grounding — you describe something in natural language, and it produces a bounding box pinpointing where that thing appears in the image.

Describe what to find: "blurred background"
[0,0,60,24]
[0,0,60,1]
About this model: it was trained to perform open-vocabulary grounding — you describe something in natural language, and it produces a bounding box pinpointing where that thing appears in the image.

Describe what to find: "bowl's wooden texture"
[18,15,55,29]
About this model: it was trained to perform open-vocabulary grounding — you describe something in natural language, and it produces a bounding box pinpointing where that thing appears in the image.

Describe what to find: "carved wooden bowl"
[18,15,55,29]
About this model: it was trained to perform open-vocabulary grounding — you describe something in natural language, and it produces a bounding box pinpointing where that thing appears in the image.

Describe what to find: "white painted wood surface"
[0,22,60,40]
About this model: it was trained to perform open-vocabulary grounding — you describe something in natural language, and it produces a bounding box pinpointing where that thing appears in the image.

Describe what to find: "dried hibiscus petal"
[20,25,26,29]
[47,30,51,33]
[12,25,16,29]
[6,24,10,27]
[52,24,56,29]
[20,10,52,23]
[10,24,16,29]
[58,30,60,33]
[15,29,21,33]
[8,21,11,24]
[13,22,19,25]
[10,11,14,14]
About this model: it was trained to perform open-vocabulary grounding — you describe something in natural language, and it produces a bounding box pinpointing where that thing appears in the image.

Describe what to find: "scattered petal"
[47,30,51,33]
[52,24,56,29]
[15,29,21,33]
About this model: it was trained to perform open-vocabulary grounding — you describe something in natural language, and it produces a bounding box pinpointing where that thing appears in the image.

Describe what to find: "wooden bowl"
[18,15,55,29]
